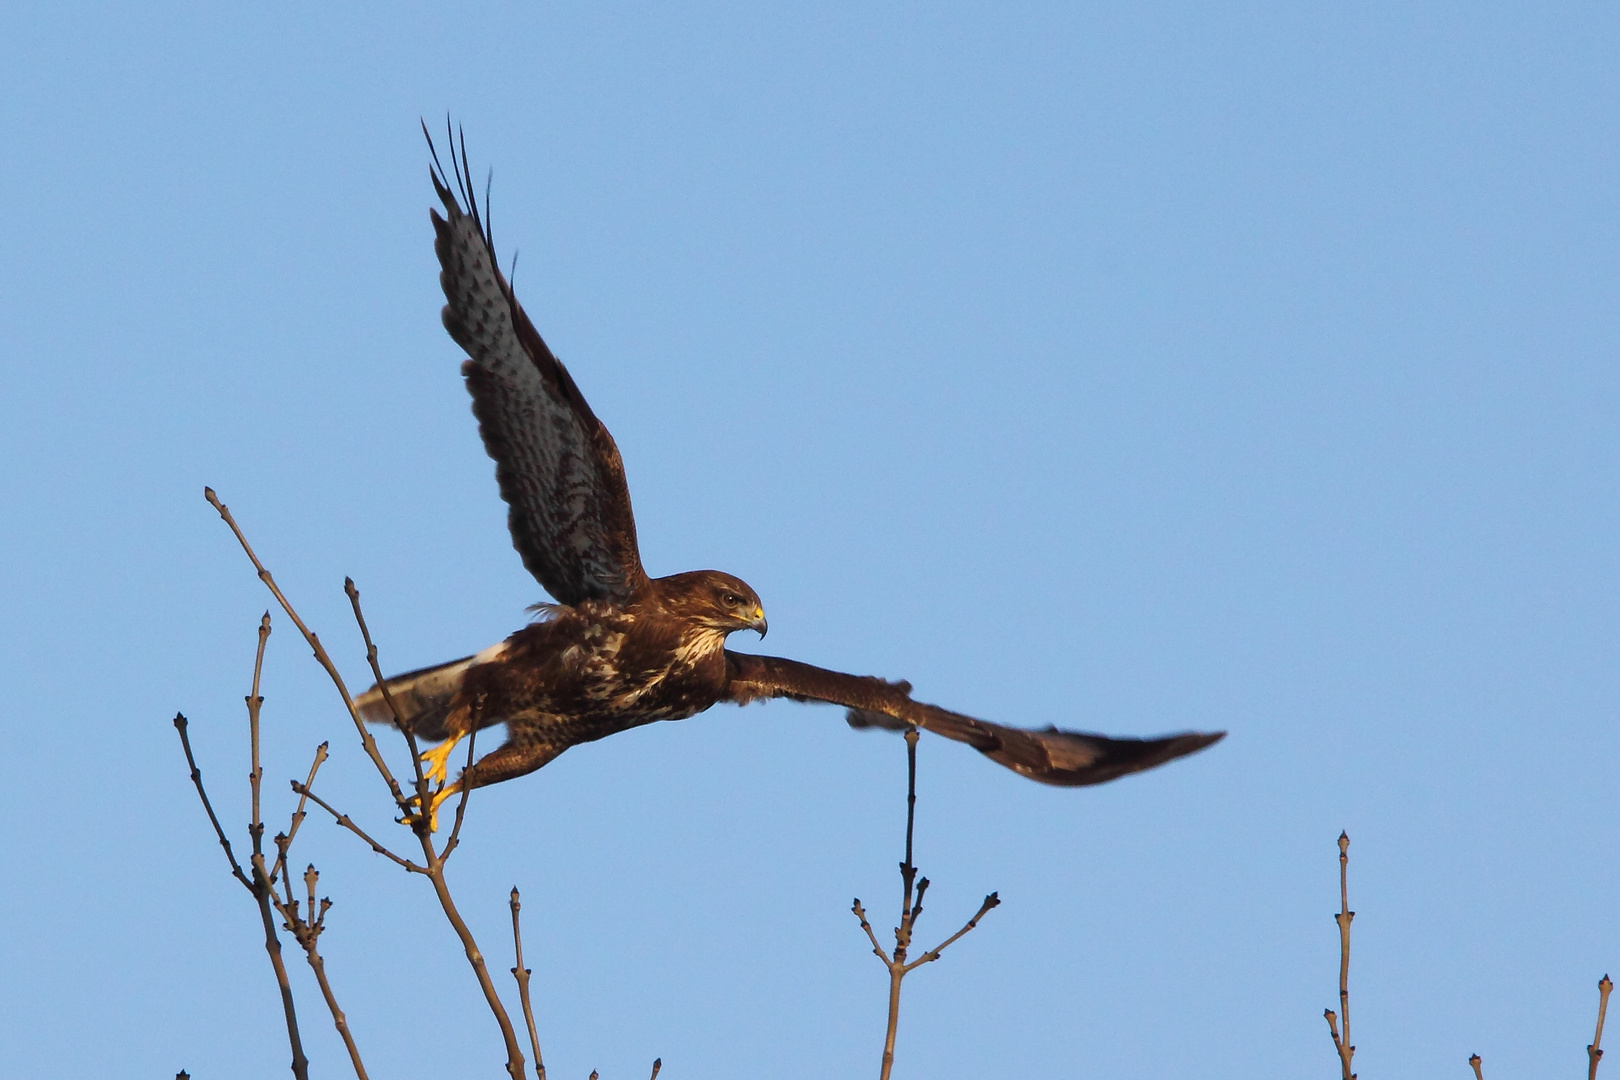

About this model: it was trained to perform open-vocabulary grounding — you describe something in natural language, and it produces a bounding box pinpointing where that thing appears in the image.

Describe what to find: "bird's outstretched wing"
[723,652,1225,786]
[427,125,649,606]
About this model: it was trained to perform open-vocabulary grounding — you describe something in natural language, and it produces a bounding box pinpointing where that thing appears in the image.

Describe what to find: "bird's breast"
[486,606,736,738]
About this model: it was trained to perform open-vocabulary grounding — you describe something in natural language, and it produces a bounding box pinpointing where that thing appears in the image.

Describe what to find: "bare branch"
[344,576,432,810]
[851,899,891,964]
[440,724,480,862]
[1327,831,1356,1080]
[273,865,370,1080]
[344,576,411,736]
[905,892,1000,972]
[879,967,903,1078]
[210,490,528,1079]
[909,876,930,932]
[248,858,306,1073]
[901,724,919,901]
[248,613,271,858]
[174,698,309,1080]
[291,780,424,874]
[205,488,412,813]
[511,887,548,1080]
[174,613,311,1079]
[421,862,530,1078]
[305,865,320,928]
[648,1059,662,1080]
[273,742,328,889]
[1469,1052,1484,1080]
[302,933,366,1078]
[340,573,531,1078]
[1591,974,1613,1080]
[173,713,251,891]
[854,728,998,1080]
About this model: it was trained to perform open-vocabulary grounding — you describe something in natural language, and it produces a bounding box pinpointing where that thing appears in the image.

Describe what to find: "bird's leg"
[403,699,482,830]
[418,731,466,786]
[402,737,565,832]
[456,739,567,796]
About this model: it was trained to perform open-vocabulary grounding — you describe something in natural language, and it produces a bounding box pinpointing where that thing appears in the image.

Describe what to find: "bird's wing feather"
[428,127,648,606]
[722,652,1225,786]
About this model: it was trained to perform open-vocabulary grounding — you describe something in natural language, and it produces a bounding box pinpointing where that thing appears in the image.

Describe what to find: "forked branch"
[851,727,999,1080]
[272,742,329,888]
[270,863,369,1080]
[171,614,310,1080]
[205,487,530,1080]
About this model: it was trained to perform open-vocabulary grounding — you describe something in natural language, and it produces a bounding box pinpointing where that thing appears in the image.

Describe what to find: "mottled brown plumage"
[355,128,1224,825]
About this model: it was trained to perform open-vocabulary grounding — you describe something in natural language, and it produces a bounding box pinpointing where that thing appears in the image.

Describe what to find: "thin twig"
[1590,974,1613,1080]
[902,725,918,920]
[440,724,480,862]
[302,929,358,1068]
[648,1059,662,1079]
[851,900,890,963]
[1325,831,1356,1080]
[291,781,424,874]
[205,489,412,812]
[242,616,311,1080]
[274,743,328,889]
[891,729,922,977]
[1469,1053,1484,1080]
[174,714,251,891]
[905,893,1001,971]
[511,887,547,1080]
[249,613,271,858]
[344,576,431,812]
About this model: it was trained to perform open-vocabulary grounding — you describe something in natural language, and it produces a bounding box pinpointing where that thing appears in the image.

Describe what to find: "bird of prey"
[357,129,1224,829]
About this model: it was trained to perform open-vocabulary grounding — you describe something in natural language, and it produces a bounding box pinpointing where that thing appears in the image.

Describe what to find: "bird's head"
[660,570,768,638]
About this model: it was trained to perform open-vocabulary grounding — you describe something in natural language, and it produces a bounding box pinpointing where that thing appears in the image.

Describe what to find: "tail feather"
[355,654,475,741]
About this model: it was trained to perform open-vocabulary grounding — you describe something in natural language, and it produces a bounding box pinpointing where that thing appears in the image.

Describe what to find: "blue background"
[2,3,1616,1078]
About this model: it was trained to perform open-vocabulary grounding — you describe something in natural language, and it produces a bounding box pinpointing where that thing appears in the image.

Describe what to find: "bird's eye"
[722,592,741,606]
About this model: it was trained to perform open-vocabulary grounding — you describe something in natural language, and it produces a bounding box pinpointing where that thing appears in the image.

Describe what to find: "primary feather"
[428,132,646,605]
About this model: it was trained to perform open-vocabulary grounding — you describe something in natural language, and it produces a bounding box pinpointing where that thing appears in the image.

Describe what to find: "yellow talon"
[418,732,465,786]
[402,781,461,833]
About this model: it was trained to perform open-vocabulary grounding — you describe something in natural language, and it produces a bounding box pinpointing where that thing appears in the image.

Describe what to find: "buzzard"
[357,130,1224,829]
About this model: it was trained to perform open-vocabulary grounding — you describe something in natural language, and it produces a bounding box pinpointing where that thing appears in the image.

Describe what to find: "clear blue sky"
[2,3,1616,1078]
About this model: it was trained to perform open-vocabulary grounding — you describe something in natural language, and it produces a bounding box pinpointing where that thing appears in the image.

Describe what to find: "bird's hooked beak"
[748,605,768,639]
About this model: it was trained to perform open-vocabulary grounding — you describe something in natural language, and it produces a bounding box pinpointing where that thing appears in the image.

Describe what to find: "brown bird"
[357,128,1224,828]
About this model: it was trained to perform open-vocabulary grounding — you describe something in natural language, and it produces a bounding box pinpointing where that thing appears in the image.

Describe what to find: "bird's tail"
[354,654,476,741]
